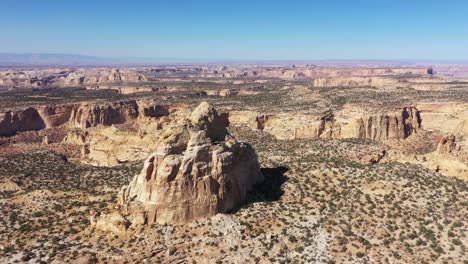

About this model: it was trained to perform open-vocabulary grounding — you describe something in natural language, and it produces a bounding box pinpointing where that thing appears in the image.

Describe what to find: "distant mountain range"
[1,53,467,67]
[0,53,146,67]
[0,53,241,67]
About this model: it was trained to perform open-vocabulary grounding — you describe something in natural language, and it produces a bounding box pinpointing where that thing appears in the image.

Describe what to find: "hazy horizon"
[1,53,468,67]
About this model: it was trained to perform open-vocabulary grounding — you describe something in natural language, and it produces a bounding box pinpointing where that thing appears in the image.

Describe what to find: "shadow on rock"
[247,166,289,203]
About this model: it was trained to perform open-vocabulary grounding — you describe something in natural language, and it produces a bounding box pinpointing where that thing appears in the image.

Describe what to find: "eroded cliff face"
[0,99,188,165]
[0,104,79,136]
[63,127,159,166]
[437,134,463,154]
[61,100,185,166]
[0,108,46,136]
[69,101,140,129]
[436,134,467,162]
[83,69,148,85]
[117,102,263,226]
[0,100,180,136]
[38,104,75,127]
[313,77,401,88]
[223,67,431,80]
[341,107,421,141]
[67,100,185,129]
[0,68,149,90]
[229,107,421,141]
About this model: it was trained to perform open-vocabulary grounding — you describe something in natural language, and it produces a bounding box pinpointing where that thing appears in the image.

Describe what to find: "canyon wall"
[229,107,421,141]
[0,68,148,89]
[313,77,401,88]
[0,108,46,136]
[68,101,140,129]
[225,67,431,80]
[0,100,180,136]
[38,104,75,127]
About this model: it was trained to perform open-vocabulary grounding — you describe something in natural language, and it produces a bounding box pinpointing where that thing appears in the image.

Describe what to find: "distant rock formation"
[205,89,239,97]
[38,104,75,127]
[436,134,466,162]
[313,76,401,88]
[0,99,181,137]
[0,68,148,89]
[229,107,421,141]
[84,69,148,85]
[341,107,422,141]
[214,67,431,80]
[118,102,263,225]
[68,101,140,129]
[0,108,46,136]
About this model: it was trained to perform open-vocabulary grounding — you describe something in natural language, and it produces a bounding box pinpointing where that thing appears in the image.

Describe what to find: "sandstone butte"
[92,102,264,232]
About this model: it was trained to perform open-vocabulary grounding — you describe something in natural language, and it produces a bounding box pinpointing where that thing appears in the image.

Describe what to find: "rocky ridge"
[230,106,421,141]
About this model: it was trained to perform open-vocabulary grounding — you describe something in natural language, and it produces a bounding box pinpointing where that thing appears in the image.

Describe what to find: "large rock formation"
[68,100,181,129]
[437,134,462,154]
[84,69,148,85]
[38,104,75,127]
[0,108,46,136]
[229,107,421,141]
[214,67,431,80]
[63,127,159,166]
[61,100,186,166]
[313,76,401,88]
[68,101,140,129]
[0,70,46,89]
[340,107,421,141]
[0,68,149,90]
[118,102,263,225]
[0,104,75,136]
[52,71,86,86]
[436,134,467,163]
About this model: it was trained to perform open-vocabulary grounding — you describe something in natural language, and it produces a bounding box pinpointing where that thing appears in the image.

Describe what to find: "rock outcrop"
[206,89,239,97]
[437,134,461,153]
[215,67,431,80]
[118,102,263,225]
[84,69,148,85]
[61,100,185,166]
[313,77,401,88]
[0,108,46,136]
[68,100,181,129]
[230,107,421,141]
[340,107,421,141]
[436,134,466,162]
[53,71,86,86]
[0,104,75,136]
[69,101,140,129]
[63,127,159,166]
[38,104,75,127]
[0,71,45,89]
[86,85,157,94]
[90,211,130,235]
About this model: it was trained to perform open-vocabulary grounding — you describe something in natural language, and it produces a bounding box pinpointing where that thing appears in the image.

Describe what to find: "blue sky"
[2,0,468,61]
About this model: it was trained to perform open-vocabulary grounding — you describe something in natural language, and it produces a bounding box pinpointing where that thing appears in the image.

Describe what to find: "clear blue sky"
[2,0,468,61]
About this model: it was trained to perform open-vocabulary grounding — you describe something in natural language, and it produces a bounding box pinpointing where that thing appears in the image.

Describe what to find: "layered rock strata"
[118,102,264,225]
[68,101,140,129]
[436,134,467,162]
[0,100,179,136]
[229,107,421,141]
[0,108,46,136]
